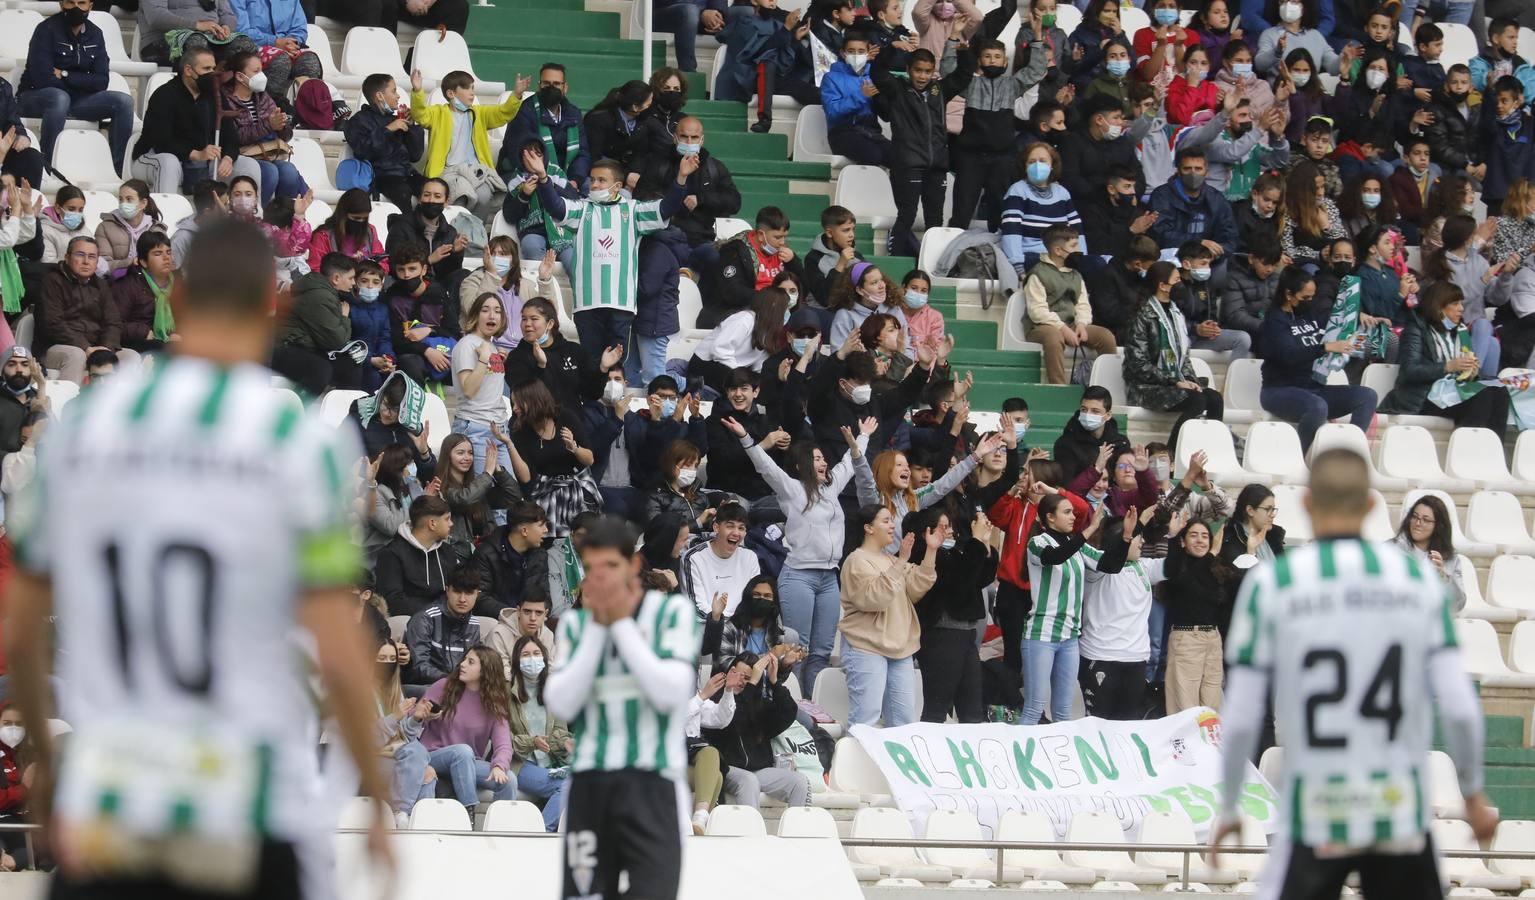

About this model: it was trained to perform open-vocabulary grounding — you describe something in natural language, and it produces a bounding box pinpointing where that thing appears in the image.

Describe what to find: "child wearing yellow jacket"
[409,68,531,218]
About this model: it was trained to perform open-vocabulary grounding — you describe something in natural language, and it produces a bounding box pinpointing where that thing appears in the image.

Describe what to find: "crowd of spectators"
[0,0,1521,831]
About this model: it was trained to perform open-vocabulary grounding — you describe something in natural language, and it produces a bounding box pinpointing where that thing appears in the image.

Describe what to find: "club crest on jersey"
[723,265,738,279]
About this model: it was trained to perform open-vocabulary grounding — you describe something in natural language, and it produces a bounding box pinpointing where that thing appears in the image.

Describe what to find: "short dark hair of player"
[180,219,280,317]
[86,348,118,370]
[447,566,482,594]
[578,515,640,561]
[714,502,748,528]
[1308,448,1373,517]
[320,253,358,280]
[408,494,451,526]
[755,206,789,231]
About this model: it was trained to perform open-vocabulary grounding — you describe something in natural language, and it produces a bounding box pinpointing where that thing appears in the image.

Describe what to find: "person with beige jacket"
[838,504,941,728]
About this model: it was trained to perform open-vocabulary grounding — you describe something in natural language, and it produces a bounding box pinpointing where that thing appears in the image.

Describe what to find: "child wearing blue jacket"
[350,259,396,393]
[820,32,889,165]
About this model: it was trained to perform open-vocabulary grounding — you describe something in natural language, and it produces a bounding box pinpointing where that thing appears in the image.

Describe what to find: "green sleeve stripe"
[297,527,362,586]
[318,441,344,509]
[1235,577,1264,666]
[1080,544,1103,561]
[1441,590,1459,649]
[1403,552,1423,580]
[1327,774,1349,844]
[1359,541,1382,575]
[1273,555,1292,589]
[271,402,301,444]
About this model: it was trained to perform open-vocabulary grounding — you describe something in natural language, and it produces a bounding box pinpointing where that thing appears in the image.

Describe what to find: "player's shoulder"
[644,590,695,628]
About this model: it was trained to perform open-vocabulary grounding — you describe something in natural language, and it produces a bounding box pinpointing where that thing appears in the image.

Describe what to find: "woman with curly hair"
[419,646,517,816]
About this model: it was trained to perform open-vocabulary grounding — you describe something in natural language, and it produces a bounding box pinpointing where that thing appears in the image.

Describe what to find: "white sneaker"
[691,809,710,835]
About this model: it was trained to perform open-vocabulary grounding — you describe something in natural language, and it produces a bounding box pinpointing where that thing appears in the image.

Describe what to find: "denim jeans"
[1145,599,1168,684]
[777,566,841,695]
[1416,0,1474,23]
[1021,636,1079,725]
[654,1,703,71]
[452,417,513,474]
[254,158,309,204]
[425,744,516,808]
[1470,317,1501,377]
[625,332,670,385]
[519,233,576,274]
[390,739,431,814]
[1258,383,1378,452]
[18,87,135,171]
[515,763,569,831]
[841,641,916,727]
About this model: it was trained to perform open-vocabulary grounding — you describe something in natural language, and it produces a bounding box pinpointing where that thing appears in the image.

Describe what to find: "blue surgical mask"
[782,308,792,324]
[1442,316,1458,330]
[792,337,810,356]
[661,397,679,417]
[1361,192,1381,209]
[1232,62,1254,78]
[1078,411,1105,430]
[1154,7,1178,24]
[451,98,471,112]
[358,286,381,302]
[1107,59,1131,77]
[61,211,83,230]
[676,142,701,156]
[1013,422,1028,441]
[905,290,928,308]
[491,256,512,277]
[1026,160,1052,184]
[1190,266,1212,282]
[940,537,957,550]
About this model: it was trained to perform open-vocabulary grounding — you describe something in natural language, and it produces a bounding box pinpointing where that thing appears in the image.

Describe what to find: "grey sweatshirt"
[743,432,871,570]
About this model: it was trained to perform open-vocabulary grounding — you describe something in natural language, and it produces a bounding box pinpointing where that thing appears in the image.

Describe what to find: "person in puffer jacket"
[820,34,888,166]
[870,41,972,257]
[349,260,394,392]
[401,568,485,686]
[703,651,808,809]
[344,74,427,212]
[373,495,469,618]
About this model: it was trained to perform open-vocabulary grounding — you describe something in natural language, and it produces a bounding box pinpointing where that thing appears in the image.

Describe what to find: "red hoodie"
[987,489,1089,591]
[0,735,26,814]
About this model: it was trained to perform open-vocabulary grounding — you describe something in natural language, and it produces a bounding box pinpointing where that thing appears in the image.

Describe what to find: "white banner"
[850,708,1280,841]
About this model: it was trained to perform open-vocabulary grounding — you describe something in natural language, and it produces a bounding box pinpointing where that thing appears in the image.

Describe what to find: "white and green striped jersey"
[554,591,697,780]
[555,197,672,313]
[1226,538,1459,851]
[10,358,362,844]
[1025,533,1108,642]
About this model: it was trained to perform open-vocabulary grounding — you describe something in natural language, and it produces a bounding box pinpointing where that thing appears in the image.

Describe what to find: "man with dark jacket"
[36,236,137,385]
[700,206,801,328]
[468,501,551,615]
[634,116,741,272]
[1052,385,1125,483]
[1220,248,1282,343]
[344,74,426,211]
[808,347,944,464]
[943,29,1048,230]
[272,254,361,396]
[1084,236,1159,344]
[704,652,809,808]
[129,46,253,195]
[17,0,136,174]
[1476,76,1535,215]
[374,495,466,618]
[498,64,590,189]
[0,347,47,459]
[1415,67,1479,177]
[1080,167,1159,267]
[1149,148,1239,261]
[1057,95,1146,207]
[402,566,484,686]
[385,177,467,284]
[870,44,972,256]
[703,367,783,506]
[1389,138,1441,237]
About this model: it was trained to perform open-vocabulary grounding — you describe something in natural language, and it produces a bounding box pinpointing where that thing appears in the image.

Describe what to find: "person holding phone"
[418,646,518,818]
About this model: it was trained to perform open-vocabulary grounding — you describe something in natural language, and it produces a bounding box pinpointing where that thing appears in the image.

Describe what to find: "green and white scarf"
[1312,275,1391,384]
[144,271,175,341]
[355,372,427,434]
[1427,323,1485,408]
[0,248,22,314]
[1150,297,1189,383]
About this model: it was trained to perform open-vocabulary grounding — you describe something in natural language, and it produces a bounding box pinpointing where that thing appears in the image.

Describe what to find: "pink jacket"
[307,224,389,273]
[905,304,946,349]
[261,218,313,258]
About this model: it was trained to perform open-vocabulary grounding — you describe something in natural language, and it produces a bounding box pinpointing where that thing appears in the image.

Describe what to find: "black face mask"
[750,598,777,620]
[63,6,87,27]
[1445,89,1468,103]
[417,201,444,220]
[346,217,370,236]
[1330,261,1354,278]
[538,86,565,108]
[1231,121,1254,137]
[396,275,422,293]
[1040,128,1062,145]
[195,72,217,94]
[656,91,684,112]
[981,64,1007,79]
[1111,191,1135,206]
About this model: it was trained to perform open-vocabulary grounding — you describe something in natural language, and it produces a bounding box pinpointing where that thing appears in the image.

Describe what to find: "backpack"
[945,245,1002,310]
[335,158,373,192]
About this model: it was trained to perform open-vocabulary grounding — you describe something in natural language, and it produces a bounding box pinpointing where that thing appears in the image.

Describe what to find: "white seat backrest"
[1467,490,1533,542]
[1447,428,1515,480]
[812,667,850,725]
[1379,425,1442,477]
[81,190,118,228]
[1090,354,1127,409]
[86,11,129,60]
[368,201,399,245]
[1437,23,1479,69]
[53,130,118,184]
[481,799,545,832]
[1455,618,1512,675]
[777,805,839,838]
[342,26,408,83]
[1490,555,1535,614]
[707,43,725,96]
[1135,810,1198,871]
[0,10,42,60]
[1522,27,1535,64]
[1242,420,1307,480]
[714,217,750,242]
[833,164,898,222]
[1174,418,1240,477]
[1258,746,1283,785]
[829,736,891,796]
[1064,811,1134,869]
[289,138,335,192]
[1363,488,1394,542]
[923,809,990,867]
[1509,620,1535,674]
[305,198,332,230]
[412,29,475,82]
[794,105,832,158]
[850,806,923,866]
[304,21,338,76]
[151,193,194,231]
[677,277,703,332]
[1118,6,1150,40]
[1190,356,1214,384]
[1306,422,1371,465]
[1270,483,1312,543]
[995,809,1069,867]
[1361,363,1399,399]
[47,379,80,416]
[338,796,389,829]
[1054,4,1081,31]
[408,798,471,831]
[1514,430,1535,482]
[918,226,965,274]
[422,392,450,457]
[1223,358,1264,412]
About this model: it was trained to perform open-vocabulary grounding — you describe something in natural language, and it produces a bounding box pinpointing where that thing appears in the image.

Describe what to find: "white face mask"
[848,383,872,404]
[845,53,869,73]
[1364,69,1388,90]
[1291,71,1311,87]
[588,186,613,203]
[519,657,546,678]
[1279,2,1302,23]
[1104,123,1125,140]
[602,380,626,405]
[676,467,698,487]
[246,71,268,93]
[0,726,23,748]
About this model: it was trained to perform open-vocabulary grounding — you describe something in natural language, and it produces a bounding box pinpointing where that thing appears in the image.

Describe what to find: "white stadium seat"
[1491,556,1535,617]
[922,809,1026,881]
[828,737,891,804]
[1064,811,1167,884]
[1378,425,1474,492]
[1437,23,1480,69]
[290,138,342,204]
[47,380,80,416]
[1467,492,1535,556]
[408,798,471,831]
[151,193,195,232]
[1363,489,1395,542]
[994,810,1096,884]
[87,11,156,78]
[52,130,121,190]
[1447,428,1533,494]
[1222,358,1269,423]
[1514,430,1535,483]
[1000,290,1044,353]
[1135,811,1238,884]
[918,226,964,276]
[1258,746,1283,785]
[1270,484,1312,544]
[1403,489,1498,558]
[1242,420,1309,483]
[1174,418,1259,487]
[1306,423,1407,490]
[342,26,412,89]
[833,165,898,229]
[811,668,849,737]
[677,277,705,335]
[849,807,952,881]
[1090,353,1130,412]
[793,106,850,168]
[0,10,42,62]
[1459,558,1515,624]
[1510,622,1535,676]
[411,29,503,93]
[1490,819,1535,884]
[481,800,545,833]
[1117,5,1150,39]
[1435,819,1523,890]
[337,796,392,829]
[303,22,363,92]
[81,190,117,229]
[1455,620,1535,690]
[368,201,401,245]
[713,217,750,242]
[422,391,450,457]
[706,804,766,836]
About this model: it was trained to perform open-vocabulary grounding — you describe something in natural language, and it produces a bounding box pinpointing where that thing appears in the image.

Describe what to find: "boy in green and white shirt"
[524,148,698,368]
